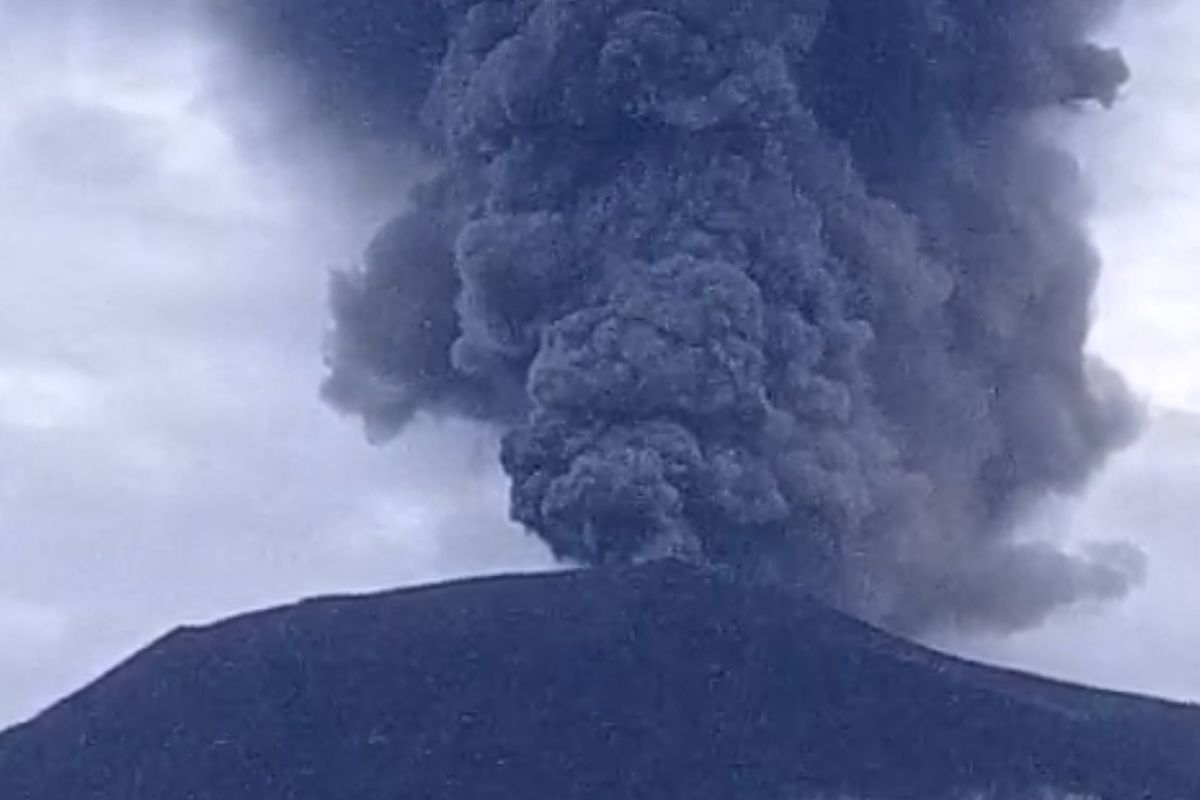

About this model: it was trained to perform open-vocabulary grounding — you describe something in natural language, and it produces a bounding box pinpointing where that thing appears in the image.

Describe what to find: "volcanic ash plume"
[254,0,1145,631]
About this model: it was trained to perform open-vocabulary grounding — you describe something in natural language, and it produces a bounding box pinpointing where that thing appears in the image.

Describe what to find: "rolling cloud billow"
[240,0,1144,633]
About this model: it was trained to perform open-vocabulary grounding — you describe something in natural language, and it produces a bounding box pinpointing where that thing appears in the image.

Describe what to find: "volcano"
[0,562,1196,799]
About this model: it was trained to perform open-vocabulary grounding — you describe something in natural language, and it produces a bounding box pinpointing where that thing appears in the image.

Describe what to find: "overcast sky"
[942,0,1200,696]
[0,0,1198,728]
[0,0,554,728]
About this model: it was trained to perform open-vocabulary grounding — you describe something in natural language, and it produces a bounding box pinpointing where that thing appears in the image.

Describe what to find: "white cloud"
[928,3,1200,703]
[0,362,104,430]
[0,0,551,728]
[0,597,69,657]
[1074,0,1200,412]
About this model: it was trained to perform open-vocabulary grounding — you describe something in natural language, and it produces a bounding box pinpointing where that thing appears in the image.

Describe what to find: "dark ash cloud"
[240,0,1144,632]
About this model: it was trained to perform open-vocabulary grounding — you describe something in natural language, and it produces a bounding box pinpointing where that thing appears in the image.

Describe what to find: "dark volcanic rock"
[0,562,1197,799]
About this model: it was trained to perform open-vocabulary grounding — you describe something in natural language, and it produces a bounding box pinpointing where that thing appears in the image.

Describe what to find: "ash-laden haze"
[239,1,1145,633]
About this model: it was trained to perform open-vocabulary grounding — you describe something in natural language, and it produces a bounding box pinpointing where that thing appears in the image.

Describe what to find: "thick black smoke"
[240,0,1144,632]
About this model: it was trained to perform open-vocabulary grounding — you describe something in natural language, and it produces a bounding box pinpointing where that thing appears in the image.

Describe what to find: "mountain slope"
[0,561,1196,799]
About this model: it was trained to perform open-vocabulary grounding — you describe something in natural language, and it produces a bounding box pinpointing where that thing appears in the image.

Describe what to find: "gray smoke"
[244,0,1146,632]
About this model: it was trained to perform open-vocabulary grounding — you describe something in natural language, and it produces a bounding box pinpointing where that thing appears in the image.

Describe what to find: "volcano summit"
[0,563,1196,799]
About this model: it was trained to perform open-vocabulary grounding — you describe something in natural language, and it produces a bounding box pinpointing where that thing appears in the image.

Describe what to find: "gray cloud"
[2,0,1200,734]
[943,410,1200,702]
[0,0,550,728]
[299,0,1141,632]
[935,0,1200,702]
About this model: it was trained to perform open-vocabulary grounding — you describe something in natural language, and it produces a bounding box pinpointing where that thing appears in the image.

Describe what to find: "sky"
[0,0,1198,728]
[0,0,554,727]
[942,0,1200,698]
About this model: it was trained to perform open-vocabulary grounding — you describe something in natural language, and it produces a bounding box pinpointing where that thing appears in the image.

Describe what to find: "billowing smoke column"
[243,0,1145,632]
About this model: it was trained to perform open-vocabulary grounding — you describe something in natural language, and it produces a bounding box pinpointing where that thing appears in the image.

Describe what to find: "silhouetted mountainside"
[0,562,1197,799]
